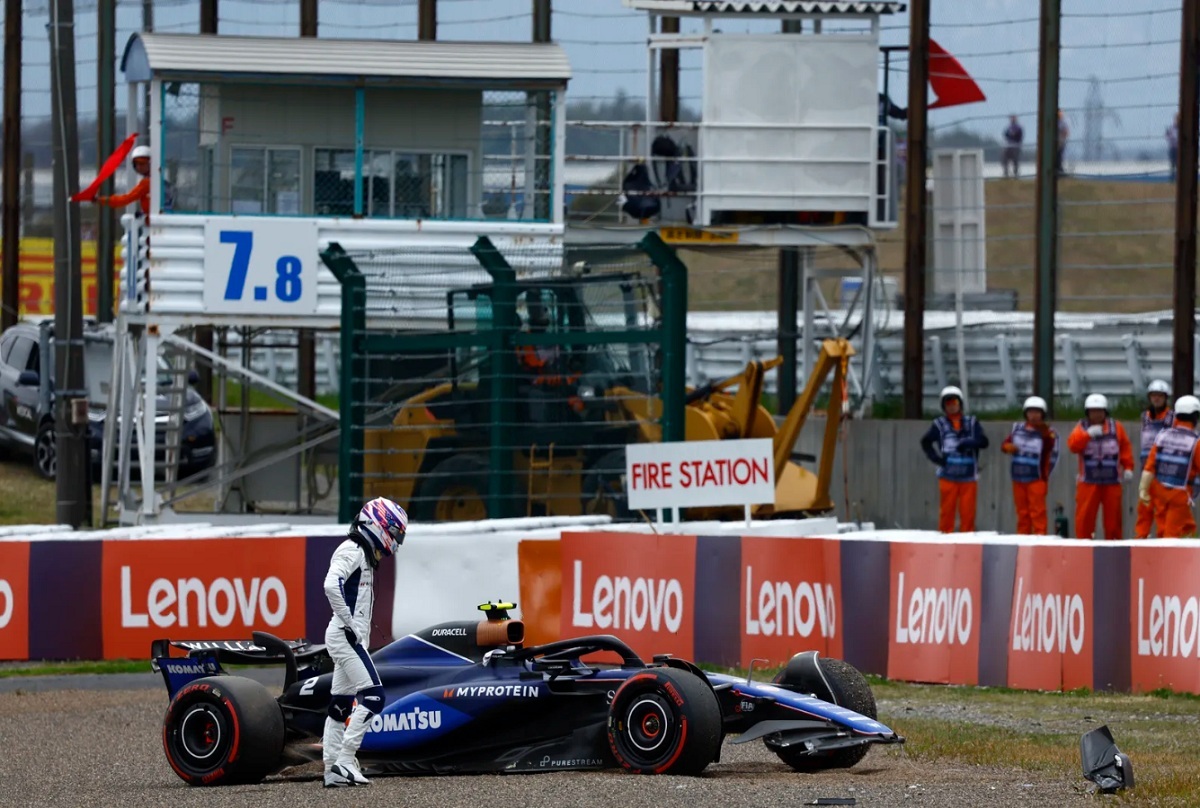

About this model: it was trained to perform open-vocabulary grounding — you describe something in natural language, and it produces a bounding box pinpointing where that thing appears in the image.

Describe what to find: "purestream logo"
[1010,575,1086,655]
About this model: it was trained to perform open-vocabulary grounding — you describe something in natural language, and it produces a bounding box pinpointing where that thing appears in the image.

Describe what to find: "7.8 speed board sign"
[202,217,320,315]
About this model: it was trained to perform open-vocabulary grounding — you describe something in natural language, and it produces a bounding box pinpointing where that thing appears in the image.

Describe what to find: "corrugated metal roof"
[121,33,572,85]
[623,0,905,14]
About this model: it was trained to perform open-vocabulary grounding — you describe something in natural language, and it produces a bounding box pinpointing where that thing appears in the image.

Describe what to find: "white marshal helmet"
[940,386,964,408]
[130,145,151,162]
[1175,395,1200,417]
[1148,379,1171,396]
[1084,393,1109,412]
[1022,396,1048,413]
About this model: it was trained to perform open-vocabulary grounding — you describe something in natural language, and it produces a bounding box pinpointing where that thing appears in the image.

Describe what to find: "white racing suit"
[322,538,384,775]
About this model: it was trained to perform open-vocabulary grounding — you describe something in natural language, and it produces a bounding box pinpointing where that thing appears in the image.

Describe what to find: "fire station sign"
[624,439,776,511]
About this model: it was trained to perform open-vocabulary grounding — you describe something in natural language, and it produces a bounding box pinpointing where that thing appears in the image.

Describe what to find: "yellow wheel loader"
[361,271,853,522]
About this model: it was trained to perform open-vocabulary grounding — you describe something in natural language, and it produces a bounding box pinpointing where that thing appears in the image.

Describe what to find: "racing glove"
[343,627,360,647]
[1087,425,1104,438]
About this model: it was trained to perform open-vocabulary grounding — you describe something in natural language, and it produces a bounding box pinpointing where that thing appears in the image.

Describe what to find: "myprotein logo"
[744,566,836,639]
[443,685,540,699]
[102,538,306,660]
[560,532,696,660]
[894,572,973,646]
[0,543,29,660]
[887,543,982,685]
[1011,576,1086,656]
[120,567,288,628]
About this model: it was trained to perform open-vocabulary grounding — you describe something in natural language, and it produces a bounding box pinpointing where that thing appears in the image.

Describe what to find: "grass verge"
[0,660,149,678]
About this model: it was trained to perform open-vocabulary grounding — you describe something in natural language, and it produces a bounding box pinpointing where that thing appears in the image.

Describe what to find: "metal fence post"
[321,242,365,523]
[470,236,518,518]
[638,232,687,443]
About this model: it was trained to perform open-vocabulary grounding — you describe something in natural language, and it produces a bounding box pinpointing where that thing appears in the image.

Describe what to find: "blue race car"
[152,602,903,786]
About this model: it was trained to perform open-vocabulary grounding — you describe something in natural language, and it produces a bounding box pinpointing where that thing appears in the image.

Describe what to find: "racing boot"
[329,760,370,787]
[335,705,374,785]
[322,716,351,787]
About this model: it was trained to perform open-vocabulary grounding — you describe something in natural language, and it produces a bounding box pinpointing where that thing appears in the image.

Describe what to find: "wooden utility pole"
[298,0,317,406]
[419,0,436,40]
[1033,0,1062,413]
[194,0,217,402]
[1,0,21,331]
[96,0,116,323]
[1173,0,1200,398]
[902,0,930,418]
[50,0,90,527]
[660,16,679,124]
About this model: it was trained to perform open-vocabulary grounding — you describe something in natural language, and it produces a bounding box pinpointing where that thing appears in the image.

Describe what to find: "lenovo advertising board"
[1131,546,1200,694]
[888,543,983,685]
[560,531,696,661]
[1007,545,1094,692]
[101,537,308,660]
[0,542,30,661]
[740,536,842,666]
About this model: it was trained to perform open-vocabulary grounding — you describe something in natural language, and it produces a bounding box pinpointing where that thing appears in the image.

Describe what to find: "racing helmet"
[352,497,408,561]
[131,144,151,162]
[1148,379,1171,396]
[1022,396,1047,414]
[1084,393,1109,412]
[1175,395,1200,417]
[940,385,964,409]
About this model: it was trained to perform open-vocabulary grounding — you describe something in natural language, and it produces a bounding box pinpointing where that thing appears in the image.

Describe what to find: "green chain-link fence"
[321,234,687,523]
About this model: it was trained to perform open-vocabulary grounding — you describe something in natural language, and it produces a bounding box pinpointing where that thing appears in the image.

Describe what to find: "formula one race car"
[151,602,903,785]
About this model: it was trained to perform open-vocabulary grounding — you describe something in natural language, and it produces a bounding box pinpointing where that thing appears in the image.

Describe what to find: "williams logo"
[442,685,540,699]
[367,707,441,733]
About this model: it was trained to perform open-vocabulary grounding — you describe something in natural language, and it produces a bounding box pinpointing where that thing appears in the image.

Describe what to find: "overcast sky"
[13,0,1186,155]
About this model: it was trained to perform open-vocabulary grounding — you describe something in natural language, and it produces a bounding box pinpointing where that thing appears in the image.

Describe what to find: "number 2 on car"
[202,218,320,315]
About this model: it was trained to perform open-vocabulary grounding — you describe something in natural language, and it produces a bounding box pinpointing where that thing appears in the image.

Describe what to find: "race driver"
[322,497,408,788]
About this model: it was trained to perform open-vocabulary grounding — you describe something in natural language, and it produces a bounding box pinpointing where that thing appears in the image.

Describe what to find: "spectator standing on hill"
[1167,113,1180,181]
[1135,380,1174,538]
[1056,109,1070,176]
[1002,115,1024,178]
[920,386,989,533]
[1067,394,1134,540]
[1001,396,1058,535]
[1139,396,1200,539]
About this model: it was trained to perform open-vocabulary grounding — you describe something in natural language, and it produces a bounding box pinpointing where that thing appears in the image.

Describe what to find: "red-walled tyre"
[607,667,722,776]
[162,676,285,786]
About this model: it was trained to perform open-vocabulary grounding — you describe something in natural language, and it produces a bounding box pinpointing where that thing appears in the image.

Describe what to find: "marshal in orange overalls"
[1067,418,1134,540]
[1141,424,1200,539]
[1135,406,1173,538]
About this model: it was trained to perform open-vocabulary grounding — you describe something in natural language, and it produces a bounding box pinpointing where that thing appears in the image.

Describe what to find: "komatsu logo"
[443,685,540,699]
[163,661,214,676]
[367,707,442,733]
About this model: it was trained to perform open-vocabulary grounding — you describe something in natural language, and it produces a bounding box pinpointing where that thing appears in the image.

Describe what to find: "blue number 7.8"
[220,230,254,301]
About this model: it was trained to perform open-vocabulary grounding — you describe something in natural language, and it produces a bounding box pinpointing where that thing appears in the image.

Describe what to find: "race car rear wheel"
[607,667,722,776]
[163,675,285,786]
[769,656,877,772]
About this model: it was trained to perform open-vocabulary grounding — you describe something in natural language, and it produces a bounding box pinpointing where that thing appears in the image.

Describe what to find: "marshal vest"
[1009,424,1046,483]
[1154,427,1200,490]
[934,415,978,482]
[1140,410,1174,462]
[1080,418,1120,485]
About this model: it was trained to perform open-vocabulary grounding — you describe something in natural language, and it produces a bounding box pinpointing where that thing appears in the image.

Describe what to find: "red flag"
[71,133,139,203]
[928,39,986,110]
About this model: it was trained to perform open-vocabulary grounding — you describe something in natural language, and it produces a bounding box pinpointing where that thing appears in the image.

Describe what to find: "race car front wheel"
[770,656,877,772]
[607,667,722,776]
[163,675,285,786]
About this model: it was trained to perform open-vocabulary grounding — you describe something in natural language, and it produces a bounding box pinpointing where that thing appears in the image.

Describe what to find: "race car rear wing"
[151,631,330,697]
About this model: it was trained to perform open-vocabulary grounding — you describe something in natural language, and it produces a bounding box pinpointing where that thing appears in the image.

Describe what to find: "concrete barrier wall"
[796,418,1151,536]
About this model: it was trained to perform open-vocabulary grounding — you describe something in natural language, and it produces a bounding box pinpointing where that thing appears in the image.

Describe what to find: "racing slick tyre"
[770,656,877,772]
[163,676,285,786]
[415,453,490,522]
[607,667,722,776]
